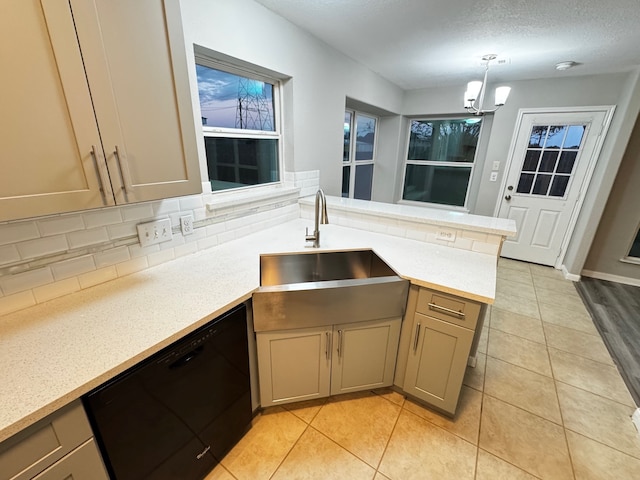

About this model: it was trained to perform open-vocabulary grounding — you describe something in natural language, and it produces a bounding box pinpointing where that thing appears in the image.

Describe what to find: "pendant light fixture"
[464,54,511,115]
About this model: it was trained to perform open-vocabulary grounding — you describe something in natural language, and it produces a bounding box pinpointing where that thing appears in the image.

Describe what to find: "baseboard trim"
[581,269,640,287]
[561,265,581,282]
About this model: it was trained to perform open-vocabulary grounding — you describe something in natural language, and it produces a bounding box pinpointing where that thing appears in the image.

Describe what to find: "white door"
[498,110,610,266]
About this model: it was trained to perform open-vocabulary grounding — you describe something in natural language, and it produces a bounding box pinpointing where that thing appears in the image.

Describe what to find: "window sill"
[206,185,300,216]
[619,257,640,266]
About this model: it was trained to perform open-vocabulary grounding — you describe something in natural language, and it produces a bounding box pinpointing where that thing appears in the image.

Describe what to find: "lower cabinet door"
[403,313,473,415]
[330,318,401,395]
[32,439,109,480]
[257,326,332,407]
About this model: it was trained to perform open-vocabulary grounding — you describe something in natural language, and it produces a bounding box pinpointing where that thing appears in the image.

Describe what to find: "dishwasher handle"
[169,345,204,369]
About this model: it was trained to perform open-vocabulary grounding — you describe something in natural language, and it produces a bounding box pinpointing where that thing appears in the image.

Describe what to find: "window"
[402,118,482,208]
[195,61,280,192]
[627,225,640,259]
[343,111,376,200]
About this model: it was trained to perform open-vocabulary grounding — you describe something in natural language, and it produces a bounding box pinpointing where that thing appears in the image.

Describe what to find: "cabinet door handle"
[325,332,331,360]
[337,330,343,358]
[413,322,421,352]
[114,145,134,199]
[91,145,114,205]
[428,302,465,319]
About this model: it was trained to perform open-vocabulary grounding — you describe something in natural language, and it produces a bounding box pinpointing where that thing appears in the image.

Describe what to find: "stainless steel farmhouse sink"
[252,249,409,332]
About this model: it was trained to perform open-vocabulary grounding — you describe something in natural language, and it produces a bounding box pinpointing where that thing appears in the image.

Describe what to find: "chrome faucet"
[305,189,329,248]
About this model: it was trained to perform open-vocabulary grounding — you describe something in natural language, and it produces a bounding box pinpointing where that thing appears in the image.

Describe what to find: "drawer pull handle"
[114,145,134,198]
[428,302,465,319]
[413,322,421,352]
[338,329,343,358]
[91,145,114,204]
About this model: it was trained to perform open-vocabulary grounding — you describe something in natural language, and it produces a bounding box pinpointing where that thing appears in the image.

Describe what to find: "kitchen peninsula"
[0,203,515,447]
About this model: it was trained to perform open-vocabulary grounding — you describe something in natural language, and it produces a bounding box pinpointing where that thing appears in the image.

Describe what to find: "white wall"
[179,0,404,198]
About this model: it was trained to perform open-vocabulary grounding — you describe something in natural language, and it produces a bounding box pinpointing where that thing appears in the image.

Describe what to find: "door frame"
[494,106,616,268]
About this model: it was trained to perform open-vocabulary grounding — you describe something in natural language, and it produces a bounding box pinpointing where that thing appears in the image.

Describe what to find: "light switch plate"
[137,219,173,247]
[492,161,500,170]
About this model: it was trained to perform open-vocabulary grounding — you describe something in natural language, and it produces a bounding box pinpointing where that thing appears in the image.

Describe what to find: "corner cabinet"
[0,0,200,222]
[0,401,108,480]
[401,287,481,415]
[257,318,401,407]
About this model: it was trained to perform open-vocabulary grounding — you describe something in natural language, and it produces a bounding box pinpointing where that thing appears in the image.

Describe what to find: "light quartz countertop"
[0,219,498,443]
[300,196,517,237]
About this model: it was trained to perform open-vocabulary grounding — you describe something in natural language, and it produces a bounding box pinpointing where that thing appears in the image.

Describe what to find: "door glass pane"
[532,174,552,195]
[557,151,577,174]
[402,164,471,207]
[354,164,373,200]
[517,173,535,194]
[355,114,376,161]
[549,175,570,197]
[408,119,481,162]
[529,126,548,148]
[539,151,559,172]
[564,125,586,148]
[342,166,350,197]
[522,150,540,171]
[544,126,566,148]
[343,112,351,162]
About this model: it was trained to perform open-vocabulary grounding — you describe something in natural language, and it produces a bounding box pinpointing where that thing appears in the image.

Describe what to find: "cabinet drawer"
[0,401,92,480]
[416,288,480,330]
[32,439,108,480]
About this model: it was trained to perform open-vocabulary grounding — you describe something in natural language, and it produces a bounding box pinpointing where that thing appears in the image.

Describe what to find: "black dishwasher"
[84,304,252,480]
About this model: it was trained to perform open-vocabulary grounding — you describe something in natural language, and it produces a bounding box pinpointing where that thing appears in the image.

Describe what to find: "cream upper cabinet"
[0,0,200,222]
[257,318,401,408]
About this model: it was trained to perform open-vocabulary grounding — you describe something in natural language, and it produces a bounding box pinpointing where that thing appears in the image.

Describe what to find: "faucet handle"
[305,227,315,242]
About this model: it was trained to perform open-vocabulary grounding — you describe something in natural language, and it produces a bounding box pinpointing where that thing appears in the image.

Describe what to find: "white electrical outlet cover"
[435,229,456,242]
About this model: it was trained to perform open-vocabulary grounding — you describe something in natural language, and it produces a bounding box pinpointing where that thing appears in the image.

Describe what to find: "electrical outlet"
[490,171,498,182]
[137,219,173,247]
[492,161,500,170]
[180,215,194,235]
[435,229,456,242]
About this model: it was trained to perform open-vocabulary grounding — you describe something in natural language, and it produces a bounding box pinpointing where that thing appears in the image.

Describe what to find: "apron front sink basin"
[252,249,409,332]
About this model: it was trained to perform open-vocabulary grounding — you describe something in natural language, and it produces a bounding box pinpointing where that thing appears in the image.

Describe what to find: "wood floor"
[576,277,640,406]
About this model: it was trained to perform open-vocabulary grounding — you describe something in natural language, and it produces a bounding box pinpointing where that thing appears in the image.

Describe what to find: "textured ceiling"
[254,0,640,90]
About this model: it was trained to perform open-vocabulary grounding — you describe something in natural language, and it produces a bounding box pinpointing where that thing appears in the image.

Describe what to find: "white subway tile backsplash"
[122,204,155,222]
[147,248,176,268]
[0,245,20,266]
[0,291,36,316]
[462,230,488,242]
[17,235,69,260]
[107,222,138,240]
[0,267,53,296]
[174,241,198,258]
[33,277,80,303]
[486,234,502,245]
[196,235,219,251]
[67,227,109,249]
[78,266,118,289]
[453,236,474,250]
[83,208,123,228]
[94,246,131,268]
[51,255,96,280]
[153,198,181,216]
[37,215,85,236]
[0,221,39,246]
[472,241,500,255]
[406,228,427,242]
[115,257,149,277]
[179,195,204,211]
[128,243,160,259]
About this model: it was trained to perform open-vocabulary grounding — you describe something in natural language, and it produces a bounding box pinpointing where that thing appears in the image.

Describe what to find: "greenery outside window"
[343,111,376,200]
[195,60,281,192]
[402,118,482,208]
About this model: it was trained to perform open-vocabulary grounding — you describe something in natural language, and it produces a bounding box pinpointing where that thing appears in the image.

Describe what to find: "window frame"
[621,222,640,265]
[194,54,284,193]
[399,116,484,210]
[342,109,377,200]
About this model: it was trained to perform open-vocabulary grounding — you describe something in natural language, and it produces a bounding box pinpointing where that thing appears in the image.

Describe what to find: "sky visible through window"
[196,64,274,130]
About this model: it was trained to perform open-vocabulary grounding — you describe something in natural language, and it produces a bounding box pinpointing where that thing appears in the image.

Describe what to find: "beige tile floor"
[207,259,640,480]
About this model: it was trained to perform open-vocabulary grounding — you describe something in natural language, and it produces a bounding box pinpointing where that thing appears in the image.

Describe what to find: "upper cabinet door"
[0,0,112,222]
[70,0,201,204]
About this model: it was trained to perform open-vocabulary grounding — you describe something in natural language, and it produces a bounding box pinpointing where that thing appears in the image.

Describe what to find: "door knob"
[505,195,512,201]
